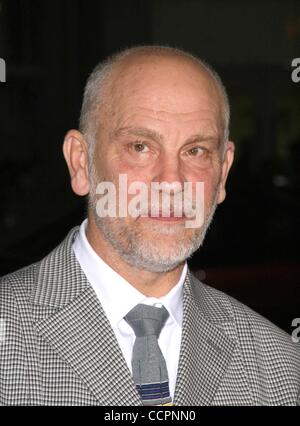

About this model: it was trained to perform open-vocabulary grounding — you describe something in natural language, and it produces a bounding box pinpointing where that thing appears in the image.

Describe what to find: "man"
[0,46,299,406]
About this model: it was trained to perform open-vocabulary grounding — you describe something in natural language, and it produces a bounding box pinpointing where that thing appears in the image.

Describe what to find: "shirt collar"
[72,219,186,327]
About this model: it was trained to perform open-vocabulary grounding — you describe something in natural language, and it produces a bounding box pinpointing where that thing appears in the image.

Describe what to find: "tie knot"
[125,303,169,337]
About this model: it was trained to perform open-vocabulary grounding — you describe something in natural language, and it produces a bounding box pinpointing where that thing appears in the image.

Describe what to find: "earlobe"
[217,141,235,205]
[63,130,90,196]
[217,187,226,204]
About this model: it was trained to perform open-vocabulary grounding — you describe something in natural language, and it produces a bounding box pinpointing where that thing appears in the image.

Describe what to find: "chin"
[138,220,191,236]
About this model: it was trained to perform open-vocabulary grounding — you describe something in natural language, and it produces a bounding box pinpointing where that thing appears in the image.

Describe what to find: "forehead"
[113,108,220,141]
[102,55,223,135]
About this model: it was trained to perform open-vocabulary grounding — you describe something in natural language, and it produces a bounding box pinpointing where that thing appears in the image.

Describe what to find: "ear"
[63,129,90,196]
[217,141,235,204]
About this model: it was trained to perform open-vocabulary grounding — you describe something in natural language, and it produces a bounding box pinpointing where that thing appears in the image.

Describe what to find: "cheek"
[111,157,154,183]
[186,169,221,209]
[188,166,221,188]
[92,146,111,180]
[109,162,153,209]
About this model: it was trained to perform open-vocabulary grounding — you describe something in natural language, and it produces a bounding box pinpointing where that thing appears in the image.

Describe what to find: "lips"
[146,210,186,220]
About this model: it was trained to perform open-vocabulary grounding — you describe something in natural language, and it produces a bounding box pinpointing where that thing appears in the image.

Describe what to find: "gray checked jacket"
[0,227,300,405]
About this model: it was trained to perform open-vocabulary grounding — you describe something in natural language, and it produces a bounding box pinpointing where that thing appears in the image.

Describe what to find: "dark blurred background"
[0,0,299,332]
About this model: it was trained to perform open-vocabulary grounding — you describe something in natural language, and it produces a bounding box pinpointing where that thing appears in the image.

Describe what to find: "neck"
[85,215,185,298]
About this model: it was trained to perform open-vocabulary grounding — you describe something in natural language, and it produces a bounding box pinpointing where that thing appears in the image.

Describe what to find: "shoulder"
[0,262,38,302]
[0,227,80,310]
[190,272,300,367]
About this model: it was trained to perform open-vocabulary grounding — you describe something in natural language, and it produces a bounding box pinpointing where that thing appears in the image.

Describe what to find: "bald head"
[79,46,230,151]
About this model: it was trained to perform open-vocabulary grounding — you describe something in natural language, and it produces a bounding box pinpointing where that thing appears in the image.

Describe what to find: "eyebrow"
[114,126,163,142]
[184,134,220,145]
[114,126,219,145]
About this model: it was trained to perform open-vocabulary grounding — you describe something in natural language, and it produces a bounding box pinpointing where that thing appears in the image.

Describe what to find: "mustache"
[137,193,198,218]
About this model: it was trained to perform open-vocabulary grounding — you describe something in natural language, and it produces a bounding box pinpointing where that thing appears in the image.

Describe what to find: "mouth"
[141,210,188,222]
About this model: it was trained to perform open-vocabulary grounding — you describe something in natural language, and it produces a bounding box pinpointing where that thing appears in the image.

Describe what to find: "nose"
[153,152,185,187]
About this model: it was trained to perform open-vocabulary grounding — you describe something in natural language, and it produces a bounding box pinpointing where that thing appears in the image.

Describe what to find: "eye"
[186,146,205,156]
[132,142,150,153]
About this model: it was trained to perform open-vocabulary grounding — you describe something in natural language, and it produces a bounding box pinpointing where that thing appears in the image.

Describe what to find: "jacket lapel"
[174,271,241,406]
[32,227,141,406]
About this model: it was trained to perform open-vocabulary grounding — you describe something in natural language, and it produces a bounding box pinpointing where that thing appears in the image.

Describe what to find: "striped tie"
[125,303,172,406]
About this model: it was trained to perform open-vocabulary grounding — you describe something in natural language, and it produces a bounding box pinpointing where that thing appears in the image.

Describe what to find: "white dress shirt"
[72,219,187,399]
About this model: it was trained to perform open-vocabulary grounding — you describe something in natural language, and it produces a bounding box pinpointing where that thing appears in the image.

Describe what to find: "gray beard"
[88,165,219,273]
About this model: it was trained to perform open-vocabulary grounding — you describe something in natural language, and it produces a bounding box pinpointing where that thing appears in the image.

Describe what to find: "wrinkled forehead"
[102,55,223,123]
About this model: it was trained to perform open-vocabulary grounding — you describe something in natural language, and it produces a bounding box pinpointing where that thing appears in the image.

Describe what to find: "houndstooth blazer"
[1,227,300,406]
